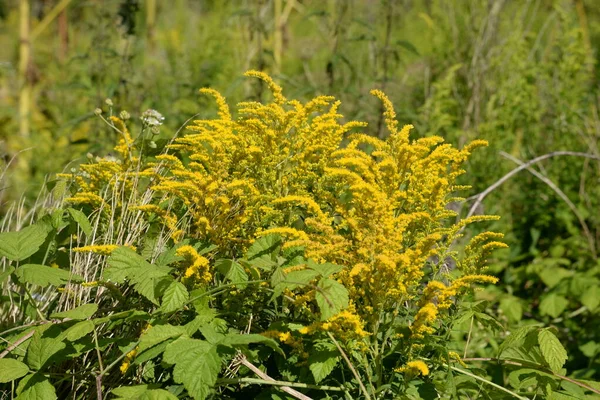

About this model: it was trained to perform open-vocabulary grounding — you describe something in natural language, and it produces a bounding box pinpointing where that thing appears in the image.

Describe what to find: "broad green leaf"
[498,326,539,356]
[246,235,281,260]
[163,338,221,400]
[500,346,546,366]
[221,333,284,356]
[308,342,340,383]
[15,373,57,400]
[307,261,343,277]
[66,208,92,236]
[316,278,349,320]
[539,293,568,318]
[139,324,187,353]
[134,275,172,305]
[538,329,568,373]
[104,247,149,283]
[161,281,189,313]
[0,358,30,383]
[581,285,600,311]
[50,303,98,320]
[215,259,248,284]
[63,320,95,341]
[0,223,51,262]
[284,269,321,290]
[538,267,572,289]
[500,297,523,322]
[270,267,286,288]
[25,331,66,370]
[14,264,83,287]
[112,384,179,399]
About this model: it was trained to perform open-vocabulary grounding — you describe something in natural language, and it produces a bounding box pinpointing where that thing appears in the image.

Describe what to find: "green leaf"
[163,338,221,400]
[0,265,15,283]
[216,259,248,284]
[308,342,340,383]
[25,331,66,370]
[67,208,92,236]
[538,267,572,289]
[139,324,187,353]
[284,269,321,290]
[539,293,568,318]
[63,320,95,341]
[246,235,281,260]
[581,285,600,311]
[316,278,349,320]
[221,333,284,356]
[0,358,30,383]
[499,297,523,322]
[161,281,189,313]
[104,247,149,283]
[0,223,51,262]
[111,384,179,400]
[134,275,172,305]
[15,373,57,400]
[498,326,539,356]
[538,329,568,373]
[50,303,98,320]
[307,261,343,278]
[14,264,83,287]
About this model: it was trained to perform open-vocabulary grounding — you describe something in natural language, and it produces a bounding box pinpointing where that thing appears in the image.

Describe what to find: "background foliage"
[1,0,600,399]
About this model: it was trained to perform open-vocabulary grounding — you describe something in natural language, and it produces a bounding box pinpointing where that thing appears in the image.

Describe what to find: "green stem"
[327,332,372,400]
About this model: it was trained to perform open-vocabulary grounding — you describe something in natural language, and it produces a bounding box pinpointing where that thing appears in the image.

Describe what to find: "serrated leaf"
[539,293,568,318]
[538,267,572,289]
[500,297,523,322]
[284,269,321,290]
[163,338,221,400]
[134,275,172,305]
[221,333,284,356]
[308,343,340,383]
[538,329,568,373]
[50,303,98,320]
[104,247,149,283]
[63,320,95,341]
[15,373,57,399]
[161,281,189,313]
[14,264,83,287]
[0,224,51,262]
[581,285,600,311]
[67,208,92,236]
[0,358,30,383]
[25,331,66,371]
[215,259,248,284]
[271,267,286,288]
[113,386,179,400]
[499,326,539,356]
[246,235,281,260]
[316,278,349,321]
[307,261,343,278]
[139,324,187,353]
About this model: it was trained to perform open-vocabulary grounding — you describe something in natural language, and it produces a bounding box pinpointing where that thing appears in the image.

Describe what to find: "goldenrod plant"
[1,73,596,399]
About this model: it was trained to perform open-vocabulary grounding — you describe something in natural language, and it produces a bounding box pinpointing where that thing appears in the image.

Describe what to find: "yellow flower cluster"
[175,245,211,284]
[396,360,430,376]
[299,306,370,341]
[62,71,504,343]
[119,347,138,374]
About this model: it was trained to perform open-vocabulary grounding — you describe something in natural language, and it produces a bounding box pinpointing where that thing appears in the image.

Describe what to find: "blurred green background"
[1,0,600,381]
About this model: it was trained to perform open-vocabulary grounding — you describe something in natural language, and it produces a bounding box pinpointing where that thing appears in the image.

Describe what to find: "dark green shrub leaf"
[316,278,349,321]
[15,373,57,399]
[25,331,66,370]
[0,223,51,262]
[112,384,179,400]
[50,303,98,320]
[221,333,284,355]
[215,259,248,284]
[308,342,340,383]
[63,320,95,341]
[66,208,92,236]
[14,264,83,287]
[0,358,29,383]
[581,285,600,311]
[163,338,221,400]
[161,281,189,313]
[538,329,567,373]
[539,293,568,318]
[104,247,150,283]
[139,324,187,352]
[500,296,523,322]
[246,235,281,260]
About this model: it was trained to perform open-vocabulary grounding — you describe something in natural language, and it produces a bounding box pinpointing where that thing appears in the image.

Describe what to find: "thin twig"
[327,332,372,400]
[445,364,528,400]
[217,377,345,392]
[500,151,596,258]
[239,357,313,400]
[0,330,35,359]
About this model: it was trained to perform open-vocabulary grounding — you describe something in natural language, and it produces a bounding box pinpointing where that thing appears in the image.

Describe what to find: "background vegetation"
[1,0,600,398]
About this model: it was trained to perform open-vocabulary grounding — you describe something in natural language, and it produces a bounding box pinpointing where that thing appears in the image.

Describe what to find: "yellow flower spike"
[244,70,287,105]
[200,88,231,121]
[396,360,429,376]
[370,89,399,136]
